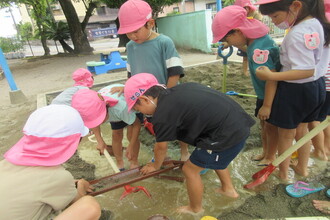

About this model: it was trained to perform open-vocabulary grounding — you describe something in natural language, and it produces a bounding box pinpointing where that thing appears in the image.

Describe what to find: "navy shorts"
[254,98,264,117]
[110,113,144,130]
[267,77,326,129]
[189,138,246,170]
[237,49,247,57]
[316,91,330,121]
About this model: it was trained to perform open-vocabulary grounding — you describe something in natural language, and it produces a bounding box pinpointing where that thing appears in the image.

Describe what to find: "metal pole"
[216,0,222,11]
[0,47,18,91]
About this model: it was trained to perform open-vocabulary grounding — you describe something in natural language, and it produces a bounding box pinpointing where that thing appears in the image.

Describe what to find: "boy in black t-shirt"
[124,73,255,215]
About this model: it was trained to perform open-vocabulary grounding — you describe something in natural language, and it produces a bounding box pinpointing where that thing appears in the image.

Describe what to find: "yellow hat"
[201,216,218,220]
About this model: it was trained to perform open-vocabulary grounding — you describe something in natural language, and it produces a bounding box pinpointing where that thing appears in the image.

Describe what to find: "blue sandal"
[285,181,325,198]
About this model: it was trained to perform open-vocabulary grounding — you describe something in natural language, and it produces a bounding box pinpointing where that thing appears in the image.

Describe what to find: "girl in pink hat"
[234,0,263,76]
[0,105,101,220]
[256,0,330,181]
[212,5,281,167]
[113,0,190,162]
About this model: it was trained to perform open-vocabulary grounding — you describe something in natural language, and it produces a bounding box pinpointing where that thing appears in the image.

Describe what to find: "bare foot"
[313,200,330,214]
[180,152,191,161]
[273,170,290,183]
[251,154,264,161]
[129,162,139,169]
[311,151,328,161]
[257,159,273,166]
[291,164,309,177]
[177,206,204,215]
[215,188,239,198]
[290,158,298,166]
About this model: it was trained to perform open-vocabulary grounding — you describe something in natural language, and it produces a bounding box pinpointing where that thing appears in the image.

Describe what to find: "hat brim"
[118,24,144,34]
[212,18,268,43]
[85,107,107,128]
[255,0,280,5]
[4,133,82,166]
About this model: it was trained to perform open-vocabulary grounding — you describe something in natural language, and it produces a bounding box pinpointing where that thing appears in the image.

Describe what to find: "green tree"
[44,19,74,53]
[57,0,97,54]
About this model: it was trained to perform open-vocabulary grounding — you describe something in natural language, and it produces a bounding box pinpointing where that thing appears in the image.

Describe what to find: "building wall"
[156,10,213,53]
[159,1,195,17]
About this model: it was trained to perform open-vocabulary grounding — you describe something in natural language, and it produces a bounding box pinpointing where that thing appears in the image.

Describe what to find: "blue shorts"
[316,91,330,121]
[189,138,246,170]
[267,77,326,129]
[110,113,144,130]
[254,98,264,117]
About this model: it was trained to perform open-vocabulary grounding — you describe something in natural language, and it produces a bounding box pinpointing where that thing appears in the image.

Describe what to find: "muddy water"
[72,62,328,219]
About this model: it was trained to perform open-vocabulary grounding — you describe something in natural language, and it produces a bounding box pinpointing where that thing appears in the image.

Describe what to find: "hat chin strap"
[146,29,152,40]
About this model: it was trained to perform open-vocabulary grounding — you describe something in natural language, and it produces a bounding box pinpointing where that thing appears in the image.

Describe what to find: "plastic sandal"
[326,189,330,198]
[285,181,325,198]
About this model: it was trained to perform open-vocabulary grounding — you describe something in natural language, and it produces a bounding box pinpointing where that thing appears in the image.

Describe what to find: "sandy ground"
[0,50,329,219]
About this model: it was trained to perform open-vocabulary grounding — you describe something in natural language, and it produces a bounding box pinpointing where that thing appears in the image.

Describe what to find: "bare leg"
[54,196,101,220]
[324,125,330,156]
[259,122,278,165]
[277,127,296,181]
[177,160,204,214]
[242,56,249,76]
[214,168,239,198]
[253,120,266,161]
[293,123,310,177]
[112,129,124,169]
[179,141,190,161]
[127,125,140,169]
[312,200,330,214]
[309,121,328,161]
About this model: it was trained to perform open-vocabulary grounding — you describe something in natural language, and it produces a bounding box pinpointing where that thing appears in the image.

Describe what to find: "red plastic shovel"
[103,150,151,199]
[244,116,330,189]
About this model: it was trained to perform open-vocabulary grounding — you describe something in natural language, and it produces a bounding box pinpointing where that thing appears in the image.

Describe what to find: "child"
[234,0,264,76]
[255,0,330,180]
[0,105,101,220]
[124,73,255,214]
[114,0,190,161]
[51,68,94,105]
[212,5,280,166]
[98,83,143,170]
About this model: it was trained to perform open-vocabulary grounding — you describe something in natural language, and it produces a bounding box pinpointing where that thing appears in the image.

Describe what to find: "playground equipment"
[87,47,127,75]
[0,48,26,104]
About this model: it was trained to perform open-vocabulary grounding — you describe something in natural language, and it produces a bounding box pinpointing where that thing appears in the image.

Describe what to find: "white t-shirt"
[280,18,329,83]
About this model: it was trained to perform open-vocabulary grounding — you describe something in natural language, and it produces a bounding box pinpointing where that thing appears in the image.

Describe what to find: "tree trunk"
[58,0,93,54]
[35,20,50,56]
[115,17,130,47]
[59,39,74,53]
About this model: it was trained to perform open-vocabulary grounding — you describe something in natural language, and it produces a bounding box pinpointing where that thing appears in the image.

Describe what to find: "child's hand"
[220,42,229,49]
[258,106,271,120]
[110,86,124,96]
[125,147,133,160]
[76,179,94,195]
[140,163,158,175]
[256,66,273,80]
[96,142,107,155]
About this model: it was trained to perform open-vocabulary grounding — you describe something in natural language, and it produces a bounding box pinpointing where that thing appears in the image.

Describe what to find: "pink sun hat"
[234,0,257,11]
[255,0,280,5]
[212,5,269,43]
[325,0,330,21]
[118,0,152,34]
[124,73,161,112]
[4,105,89,166]
[71,89,118,128]
[72,68,94,88]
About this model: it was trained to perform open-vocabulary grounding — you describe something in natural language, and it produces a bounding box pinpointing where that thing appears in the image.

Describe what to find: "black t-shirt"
[152,83,255,151]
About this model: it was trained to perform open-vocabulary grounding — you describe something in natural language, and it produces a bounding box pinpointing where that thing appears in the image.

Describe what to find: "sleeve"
[162,36,184,78]
[40,169,77,211]
[286,31,316,70]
